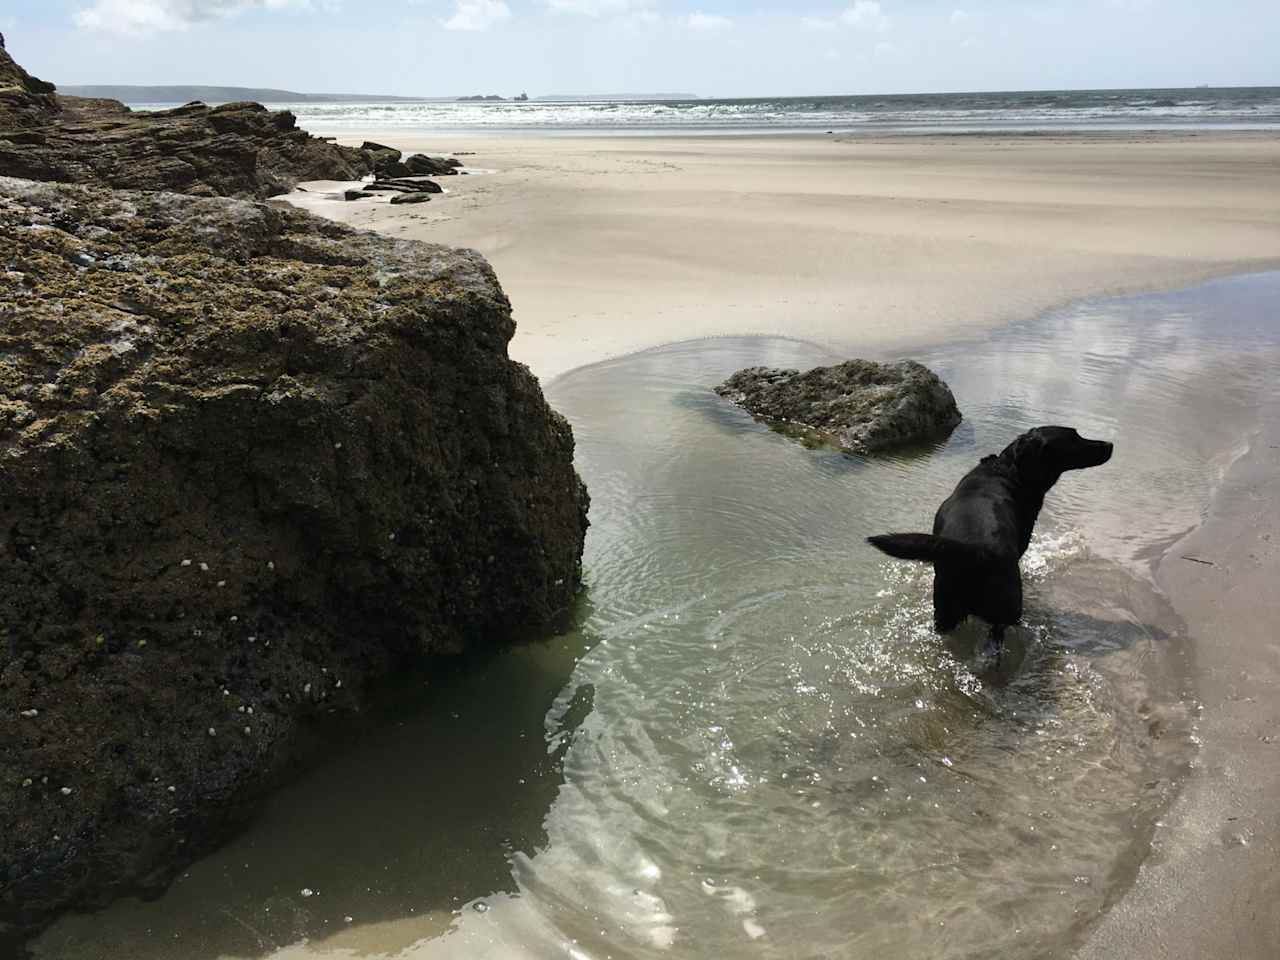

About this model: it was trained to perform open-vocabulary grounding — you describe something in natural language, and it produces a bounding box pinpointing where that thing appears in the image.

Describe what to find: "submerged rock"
[0,37,374,199]
[0,177,589,942]
[715,359,962,454]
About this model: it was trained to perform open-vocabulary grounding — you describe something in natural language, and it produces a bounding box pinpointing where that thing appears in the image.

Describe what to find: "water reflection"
[32,632,597,959]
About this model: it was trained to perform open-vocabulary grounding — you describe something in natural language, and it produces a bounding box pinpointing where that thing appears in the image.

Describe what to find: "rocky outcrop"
[0,37,374,199]
[715,359,962,454]
[361,140,412,178]
[0,177,589,942]
[405,154,462,176]
[367,177,444,194]
[390,192,433,204]
[0,33,57,130]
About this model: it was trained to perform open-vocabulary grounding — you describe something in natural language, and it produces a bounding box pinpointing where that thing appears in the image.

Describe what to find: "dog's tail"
[866,533,992,566]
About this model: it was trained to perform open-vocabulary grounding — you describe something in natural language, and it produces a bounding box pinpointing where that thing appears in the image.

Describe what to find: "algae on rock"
[715,359,962,454]
[0,176,590,942]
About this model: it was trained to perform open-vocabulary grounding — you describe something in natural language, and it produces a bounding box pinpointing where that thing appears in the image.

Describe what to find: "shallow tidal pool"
[34,272,1280,960]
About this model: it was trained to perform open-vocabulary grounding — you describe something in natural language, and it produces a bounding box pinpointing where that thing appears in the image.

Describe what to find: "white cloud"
[949,8,970,25]
[841,1,889,31]
[442,0,511,30]
[685,11,731,30]
[73,0,324,34]
[802,2,890,34]
[546,0,652,16]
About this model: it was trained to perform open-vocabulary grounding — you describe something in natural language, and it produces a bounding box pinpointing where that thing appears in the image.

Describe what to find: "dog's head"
[1002,426,1113,488]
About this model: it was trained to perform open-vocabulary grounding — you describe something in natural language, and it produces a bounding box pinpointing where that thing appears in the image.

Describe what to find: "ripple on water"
[29,273,1280,960]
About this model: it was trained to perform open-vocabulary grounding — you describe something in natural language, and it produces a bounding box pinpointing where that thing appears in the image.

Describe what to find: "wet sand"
[287,131,1280,957]
[1079,413,1280,959]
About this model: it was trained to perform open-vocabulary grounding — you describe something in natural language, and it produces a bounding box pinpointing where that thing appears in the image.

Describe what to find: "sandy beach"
[289,129,1280,957]
[293,131,1280,382]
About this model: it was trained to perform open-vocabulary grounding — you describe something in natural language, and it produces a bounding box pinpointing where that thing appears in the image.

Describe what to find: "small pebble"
[344,916,353,923]
[303,683,312,695]
[248,636,257,644]
[168,785,176,793]
[22,778,32,788]
[60,787,72,796]
[199,562,209,572]
[223,689,230,696]
[243,726,251,735]
[208,727,217,736]
[334,442,342,450]
[301,888,315,898]
[217,580,226,588]
[181,559,192,567]
[19,709,38,718]
[230,616,238,623]
[267,561,275,571]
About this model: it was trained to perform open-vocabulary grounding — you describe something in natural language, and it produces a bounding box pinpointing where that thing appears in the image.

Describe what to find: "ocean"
[129,86,1280,134]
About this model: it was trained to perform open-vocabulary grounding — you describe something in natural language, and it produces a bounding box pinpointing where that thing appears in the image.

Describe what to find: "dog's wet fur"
[868,426,1113,658]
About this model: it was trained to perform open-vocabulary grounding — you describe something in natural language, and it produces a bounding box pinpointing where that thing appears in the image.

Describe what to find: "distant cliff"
[60,84,433,104]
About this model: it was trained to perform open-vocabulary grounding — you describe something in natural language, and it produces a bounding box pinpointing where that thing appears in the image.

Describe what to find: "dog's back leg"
[932,569,967,634]
[981,623,1007,663]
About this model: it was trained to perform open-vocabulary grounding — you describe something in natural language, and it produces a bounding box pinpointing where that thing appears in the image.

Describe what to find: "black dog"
[867,426,1113,656]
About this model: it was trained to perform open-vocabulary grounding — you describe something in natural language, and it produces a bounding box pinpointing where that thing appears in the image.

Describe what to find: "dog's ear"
[1005,430,1046,469]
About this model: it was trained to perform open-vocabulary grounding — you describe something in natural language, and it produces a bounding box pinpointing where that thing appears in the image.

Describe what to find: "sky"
[4,0,1278,97]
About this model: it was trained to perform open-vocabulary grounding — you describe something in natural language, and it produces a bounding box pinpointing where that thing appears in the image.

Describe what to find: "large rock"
[0,38,374,199]
[0,177,589,942]
[715,359,962,454]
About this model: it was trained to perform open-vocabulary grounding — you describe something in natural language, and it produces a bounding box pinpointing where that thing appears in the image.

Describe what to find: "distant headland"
[58,84,444,103]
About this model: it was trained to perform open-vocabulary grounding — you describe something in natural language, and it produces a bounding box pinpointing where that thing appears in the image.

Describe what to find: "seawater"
[127,87,1280,134]
[33,273,1280,959]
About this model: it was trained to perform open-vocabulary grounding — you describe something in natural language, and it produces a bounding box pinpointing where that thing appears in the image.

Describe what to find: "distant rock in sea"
[715,359,962,454]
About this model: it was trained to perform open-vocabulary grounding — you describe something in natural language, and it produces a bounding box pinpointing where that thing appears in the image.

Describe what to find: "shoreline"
[286,129,1280,957]
[1078,404,1280,958]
